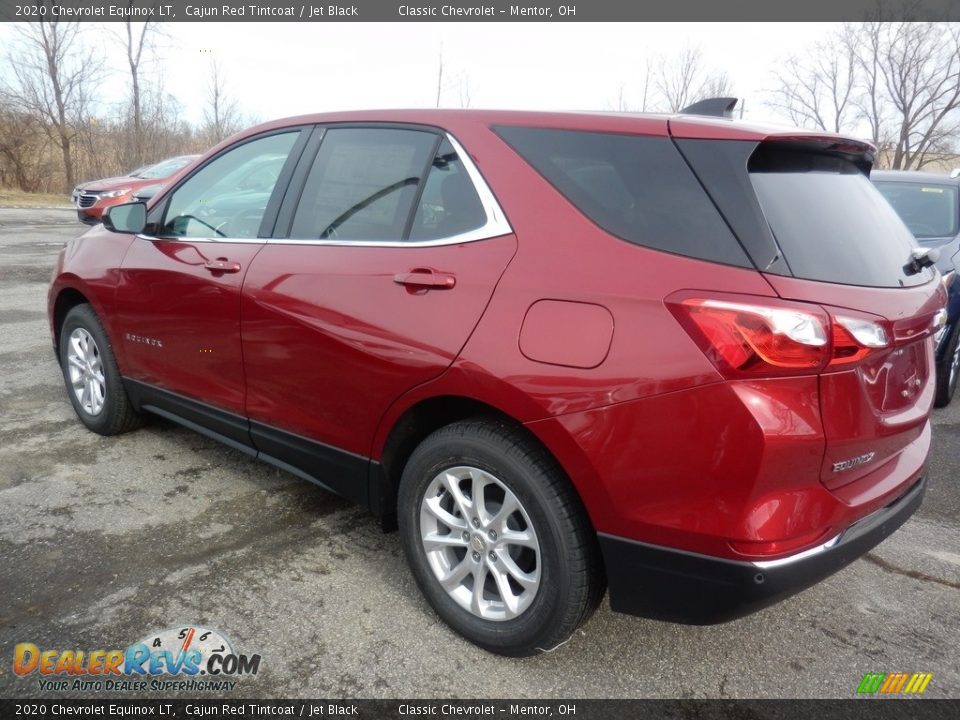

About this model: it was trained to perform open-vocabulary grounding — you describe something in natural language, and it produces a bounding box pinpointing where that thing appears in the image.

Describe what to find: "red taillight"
[828,316,889,367]
[674,298,829,376]
[670,296,890,377]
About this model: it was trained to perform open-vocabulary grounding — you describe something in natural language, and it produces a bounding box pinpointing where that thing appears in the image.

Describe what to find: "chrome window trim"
[137,132,512,248]
[136,234,264,244]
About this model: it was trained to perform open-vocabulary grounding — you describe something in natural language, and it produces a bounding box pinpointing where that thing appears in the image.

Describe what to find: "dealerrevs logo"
[13,625,261,693]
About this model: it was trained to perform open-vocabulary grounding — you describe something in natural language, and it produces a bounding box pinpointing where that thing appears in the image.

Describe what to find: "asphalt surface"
[0,208,957,699]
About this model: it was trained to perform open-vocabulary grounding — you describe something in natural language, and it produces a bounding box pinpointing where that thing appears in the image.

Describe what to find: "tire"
[934,321,960,408]
[398,418,604,656]
[59,304,141,435]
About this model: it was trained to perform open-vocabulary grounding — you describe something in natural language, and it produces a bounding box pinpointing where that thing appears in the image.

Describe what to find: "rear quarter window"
[493,126,750,267]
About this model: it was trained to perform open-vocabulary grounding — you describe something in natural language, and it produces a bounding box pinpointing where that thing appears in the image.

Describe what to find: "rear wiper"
[903,247,939,276]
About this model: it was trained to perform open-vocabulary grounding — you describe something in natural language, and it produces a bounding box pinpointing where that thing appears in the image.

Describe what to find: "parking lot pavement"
[0,207,957,699]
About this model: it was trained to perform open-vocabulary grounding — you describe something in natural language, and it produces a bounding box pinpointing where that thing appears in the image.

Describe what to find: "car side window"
[409,139,487,241]
[159,132,300,239]
[290,128,438,241]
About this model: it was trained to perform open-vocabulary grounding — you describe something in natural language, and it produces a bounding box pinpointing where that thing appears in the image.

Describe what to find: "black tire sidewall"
[935,321,960,407]
[59,305,124,434]
[398,426,580,655]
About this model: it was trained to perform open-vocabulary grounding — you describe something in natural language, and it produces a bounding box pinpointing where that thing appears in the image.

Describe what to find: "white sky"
[0,22,839,130]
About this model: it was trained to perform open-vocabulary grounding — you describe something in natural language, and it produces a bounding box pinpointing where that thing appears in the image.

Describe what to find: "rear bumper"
[599,474,925,624]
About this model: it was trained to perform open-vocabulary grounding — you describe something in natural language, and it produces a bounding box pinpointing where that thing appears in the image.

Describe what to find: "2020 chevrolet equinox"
[49,108,945,655]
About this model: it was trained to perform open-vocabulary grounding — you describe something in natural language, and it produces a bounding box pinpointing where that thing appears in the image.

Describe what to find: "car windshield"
[874,180,960,240]
[133,156,196,180]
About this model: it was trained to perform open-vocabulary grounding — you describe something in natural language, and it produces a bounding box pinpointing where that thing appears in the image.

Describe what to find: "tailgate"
[763,274,942,489]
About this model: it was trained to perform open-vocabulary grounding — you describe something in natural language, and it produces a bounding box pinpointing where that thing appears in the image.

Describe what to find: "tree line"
[1,17,959,195]
[0,17,242,194]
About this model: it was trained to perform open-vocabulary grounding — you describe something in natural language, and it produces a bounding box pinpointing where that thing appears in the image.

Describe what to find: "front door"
[116,129,306,422]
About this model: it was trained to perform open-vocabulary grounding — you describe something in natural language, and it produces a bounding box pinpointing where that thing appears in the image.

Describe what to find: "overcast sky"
[0,22,838,129]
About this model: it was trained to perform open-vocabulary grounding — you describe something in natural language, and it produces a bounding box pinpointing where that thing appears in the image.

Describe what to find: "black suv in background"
[873,170,960,406]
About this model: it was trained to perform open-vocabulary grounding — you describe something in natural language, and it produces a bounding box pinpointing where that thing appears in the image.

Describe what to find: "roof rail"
[680,97,739,119]
[950,168,960,179]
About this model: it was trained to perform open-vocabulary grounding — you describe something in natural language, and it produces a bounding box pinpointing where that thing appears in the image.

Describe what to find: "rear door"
[240,126,516,501]
[675,134,946,494]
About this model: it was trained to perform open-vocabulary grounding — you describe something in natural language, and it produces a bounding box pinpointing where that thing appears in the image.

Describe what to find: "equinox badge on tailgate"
[833,452,877,473]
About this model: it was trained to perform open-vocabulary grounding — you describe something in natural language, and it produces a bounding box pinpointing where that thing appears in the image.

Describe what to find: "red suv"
[71,154,200,225]
[48,109,944,655]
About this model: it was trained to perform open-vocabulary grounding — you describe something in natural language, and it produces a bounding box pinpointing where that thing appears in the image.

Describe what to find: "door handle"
[204,258,242,274]
[393,270,456,289]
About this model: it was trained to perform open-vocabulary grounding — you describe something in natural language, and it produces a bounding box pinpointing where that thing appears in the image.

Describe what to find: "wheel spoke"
[79,379,91,411]
[488,561,521,617]
[92,379,105,414]
[438,556,472,591]
[469,469,490,524]
[423,495,468,531]
[81,332,92,362]
[87,379,98,412]
[68,355,85,372]
[497,552,539,591]
[422,531,468,551]
[499,528,537,549]
[442,472,473,520]
[470,562,488,614]
[488,493,520,531]
[70,334,85,362]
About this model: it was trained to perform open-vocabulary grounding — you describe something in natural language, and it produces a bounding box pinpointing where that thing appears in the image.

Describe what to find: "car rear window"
[493,126,750,267]
[873,180,959,240]
[748,146,928,288]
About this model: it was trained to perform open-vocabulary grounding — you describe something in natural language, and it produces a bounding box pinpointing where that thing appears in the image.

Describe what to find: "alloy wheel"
[419,465,541,621]
[67,327,106,416]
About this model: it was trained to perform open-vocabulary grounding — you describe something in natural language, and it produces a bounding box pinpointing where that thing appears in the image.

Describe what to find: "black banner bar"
[1,699,958,720]
[1,0,960,22]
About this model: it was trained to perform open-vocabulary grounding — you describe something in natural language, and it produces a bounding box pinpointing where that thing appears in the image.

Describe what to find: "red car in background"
[49,106,945,655]
[70,154,200,224]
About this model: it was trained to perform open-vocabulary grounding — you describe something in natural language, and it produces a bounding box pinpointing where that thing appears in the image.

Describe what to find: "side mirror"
[102,202,147,234]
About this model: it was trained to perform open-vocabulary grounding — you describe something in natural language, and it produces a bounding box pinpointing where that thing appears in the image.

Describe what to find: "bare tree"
[613,81,630,112]
[0,106,43,191]
[118,12,165,168]
[639,59,653,112]
[769,20,960,170]
[864,21,960,169]
[200,59,242,147]
[0,13,102,192]
[653,46,734,112]
[769,36,858,133]
[458,73,471,109]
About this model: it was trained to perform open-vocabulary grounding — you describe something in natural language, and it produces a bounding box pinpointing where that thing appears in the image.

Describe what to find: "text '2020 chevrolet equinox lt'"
[49,108,945,655]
